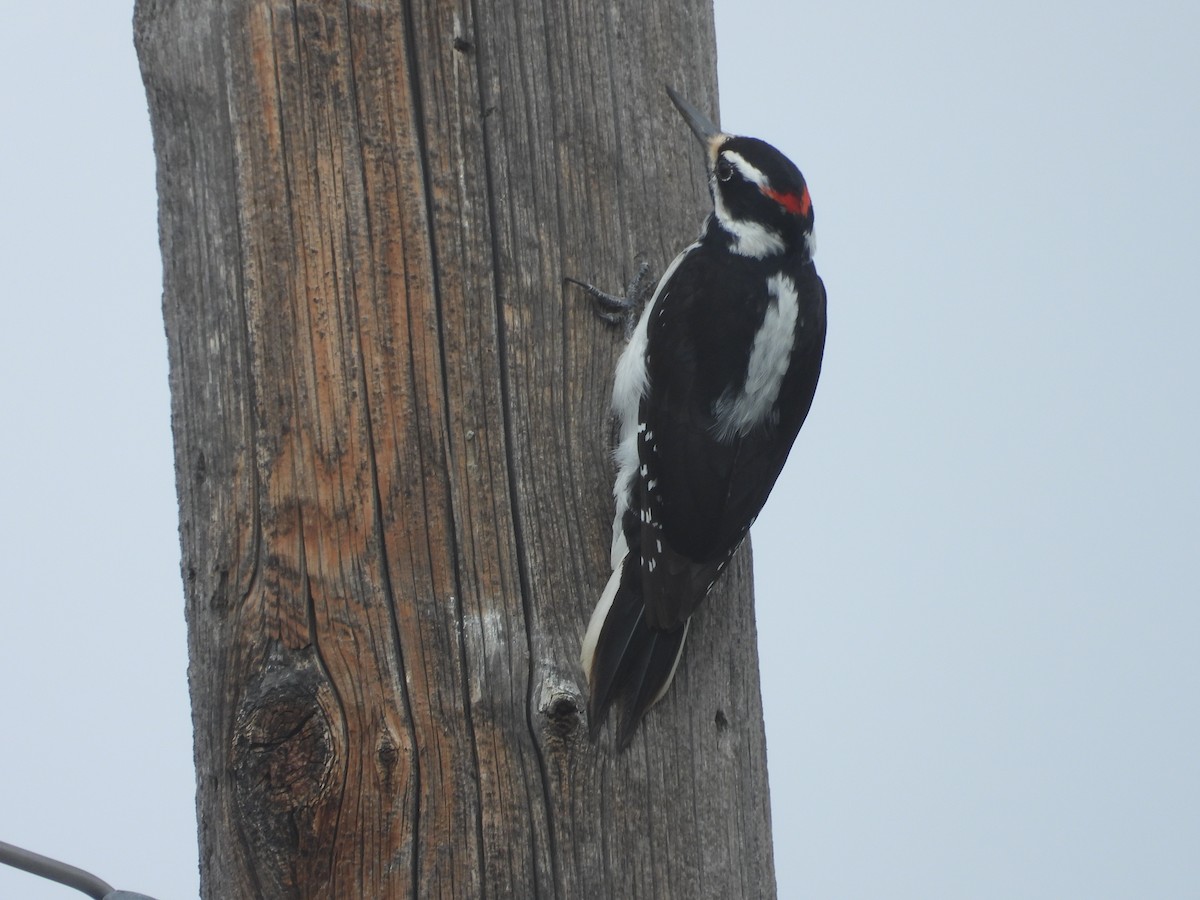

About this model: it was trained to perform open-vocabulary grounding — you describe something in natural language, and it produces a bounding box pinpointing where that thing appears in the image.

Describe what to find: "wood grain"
[136,0,777,896]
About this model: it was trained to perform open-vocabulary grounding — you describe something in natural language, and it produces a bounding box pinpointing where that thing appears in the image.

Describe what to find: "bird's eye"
[716,158,734,182]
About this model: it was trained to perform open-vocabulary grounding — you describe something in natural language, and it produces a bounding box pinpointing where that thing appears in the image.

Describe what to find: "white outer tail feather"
[584,245,707,732]
[579,556,691,712]
[580,563,623,683]
[650,619,690,707]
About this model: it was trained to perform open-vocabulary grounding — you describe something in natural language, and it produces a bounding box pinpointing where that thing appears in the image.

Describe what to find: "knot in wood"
[232,645,341,858]
[537,674,583,741]
[236,696,335,806]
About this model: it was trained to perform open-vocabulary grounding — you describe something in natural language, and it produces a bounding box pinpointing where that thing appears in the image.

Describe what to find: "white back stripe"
[712,272,799,441]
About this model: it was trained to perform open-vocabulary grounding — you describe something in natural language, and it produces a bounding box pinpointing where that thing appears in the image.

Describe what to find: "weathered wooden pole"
[136,0,776,895]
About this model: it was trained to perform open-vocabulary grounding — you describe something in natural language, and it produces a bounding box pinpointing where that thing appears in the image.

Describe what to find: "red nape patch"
[764,186,812,217]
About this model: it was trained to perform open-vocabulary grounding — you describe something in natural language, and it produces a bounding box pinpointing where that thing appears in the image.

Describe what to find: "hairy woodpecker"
[578,87,827,749]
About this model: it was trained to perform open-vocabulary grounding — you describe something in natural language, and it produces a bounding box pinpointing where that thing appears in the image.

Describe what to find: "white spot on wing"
[609,243,699,568]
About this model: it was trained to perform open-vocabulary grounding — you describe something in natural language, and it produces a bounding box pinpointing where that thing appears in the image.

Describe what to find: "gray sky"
[2,2,1197,898]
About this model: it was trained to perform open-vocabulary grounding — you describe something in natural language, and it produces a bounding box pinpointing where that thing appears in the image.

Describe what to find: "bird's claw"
[565,258,654,338]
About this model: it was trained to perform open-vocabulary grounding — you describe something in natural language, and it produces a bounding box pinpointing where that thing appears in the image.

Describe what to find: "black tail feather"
[612,624,687,751]
[584,556,689,749]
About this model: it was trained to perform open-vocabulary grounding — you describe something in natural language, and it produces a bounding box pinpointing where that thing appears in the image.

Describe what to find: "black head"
[667,86,814,259]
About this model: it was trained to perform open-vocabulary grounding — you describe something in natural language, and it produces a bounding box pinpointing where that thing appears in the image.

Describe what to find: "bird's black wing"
[636,253,826,629]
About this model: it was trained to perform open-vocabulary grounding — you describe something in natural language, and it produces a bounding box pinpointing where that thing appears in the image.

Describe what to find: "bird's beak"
[666,86,724,151]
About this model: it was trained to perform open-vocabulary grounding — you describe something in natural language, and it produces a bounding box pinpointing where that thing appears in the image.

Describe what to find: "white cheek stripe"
[712,272,799,441]
[712,187,784,258]
[713,149,784,258]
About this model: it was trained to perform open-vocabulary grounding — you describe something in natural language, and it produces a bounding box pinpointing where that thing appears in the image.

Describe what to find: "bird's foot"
[565,257,654,337]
